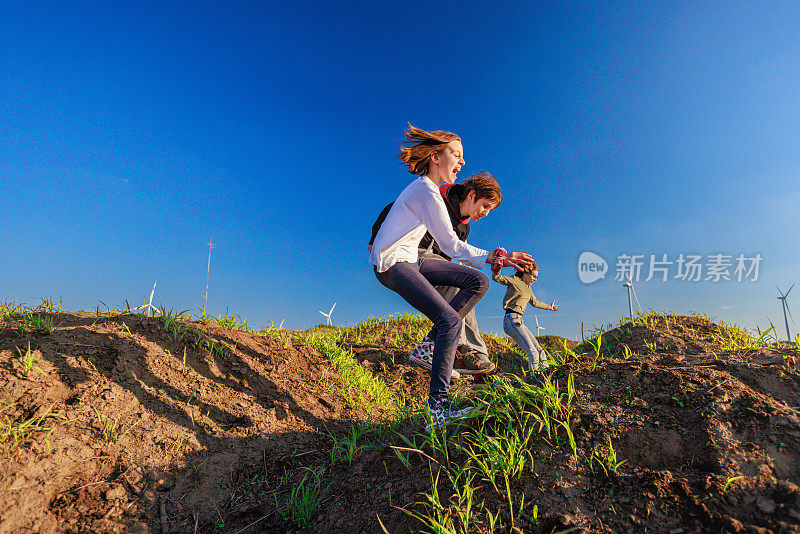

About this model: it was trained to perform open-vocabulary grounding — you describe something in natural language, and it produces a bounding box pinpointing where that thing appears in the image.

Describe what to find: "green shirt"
[492,274,550,315]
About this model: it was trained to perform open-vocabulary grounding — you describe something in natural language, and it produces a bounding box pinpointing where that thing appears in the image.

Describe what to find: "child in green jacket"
[493,261,559,371]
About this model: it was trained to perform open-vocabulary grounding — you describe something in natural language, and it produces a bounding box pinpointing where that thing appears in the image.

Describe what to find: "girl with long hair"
[370,124,533,429]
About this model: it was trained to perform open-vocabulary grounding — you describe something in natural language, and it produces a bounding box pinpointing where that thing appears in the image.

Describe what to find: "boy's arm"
[492,273,512,286]
[530,298,552,310]
[530,293,559,311]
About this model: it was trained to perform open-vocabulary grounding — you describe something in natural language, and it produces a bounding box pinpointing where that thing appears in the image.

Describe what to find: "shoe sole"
[453,361,497,375]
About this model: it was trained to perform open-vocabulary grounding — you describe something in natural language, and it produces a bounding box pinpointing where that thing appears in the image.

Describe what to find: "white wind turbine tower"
[203,237,215,315]
[319,303,336,326]
[535,315,545,336]
[777,284,794,341]
[623,272,642,319]
[132,281,160,317]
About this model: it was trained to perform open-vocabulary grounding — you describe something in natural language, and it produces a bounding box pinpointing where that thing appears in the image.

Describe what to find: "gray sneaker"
[454,351,496,375]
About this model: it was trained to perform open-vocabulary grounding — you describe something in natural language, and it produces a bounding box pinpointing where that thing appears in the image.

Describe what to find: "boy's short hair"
[515,259,539,278]
[460,171,502,206]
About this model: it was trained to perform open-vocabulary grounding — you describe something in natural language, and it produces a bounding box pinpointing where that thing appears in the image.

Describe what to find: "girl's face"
[524,270,538,285]
[460,190,496,221]
[429,140,465,185]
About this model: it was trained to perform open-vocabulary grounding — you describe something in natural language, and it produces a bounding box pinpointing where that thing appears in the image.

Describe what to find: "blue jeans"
[503,312,546,371]
[374,260,490,403]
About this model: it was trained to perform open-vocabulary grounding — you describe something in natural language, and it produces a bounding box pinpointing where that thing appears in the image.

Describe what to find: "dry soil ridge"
[0,311,798,533]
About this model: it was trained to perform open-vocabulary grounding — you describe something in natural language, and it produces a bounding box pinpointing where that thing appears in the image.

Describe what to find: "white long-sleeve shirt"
[370,176,489,273]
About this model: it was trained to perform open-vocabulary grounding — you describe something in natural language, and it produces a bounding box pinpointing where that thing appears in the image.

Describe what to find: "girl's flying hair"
[460,171,503,206]
[398,123,460,175]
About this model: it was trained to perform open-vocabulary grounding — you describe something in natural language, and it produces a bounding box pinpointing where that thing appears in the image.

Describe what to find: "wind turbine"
[535,315,545,336]
[132,281,160,317]
[623,272,642,319]
[777,284,794,341]
[319,303,336,326]
[203,237,215,315]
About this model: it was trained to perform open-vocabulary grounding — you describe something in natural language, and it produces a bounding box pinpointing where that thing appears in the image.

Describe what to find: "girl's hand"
[504,251,534,271]
[549,301,559,311]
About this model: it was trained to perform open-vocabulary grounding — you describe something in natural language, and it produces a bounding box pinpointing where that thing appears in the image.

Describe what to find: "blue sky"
[2,1,799,340]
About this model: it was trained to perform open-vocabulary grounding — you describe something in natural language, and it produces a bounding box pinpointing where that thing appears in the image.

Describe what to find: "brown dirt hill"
[1,310,799,533]
[0,311,430,533]
[541,313,800,533]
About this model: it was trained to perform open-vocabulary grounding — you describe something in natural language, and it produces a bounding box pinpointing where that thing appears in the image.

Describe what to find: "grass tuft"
[281,467,326,527]
[312,334,398,413]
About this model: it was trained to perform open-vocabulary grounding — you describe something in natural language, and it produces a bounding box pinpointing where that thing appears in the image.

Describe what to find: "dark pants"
[418,250,490,362]
[374,260,490,404]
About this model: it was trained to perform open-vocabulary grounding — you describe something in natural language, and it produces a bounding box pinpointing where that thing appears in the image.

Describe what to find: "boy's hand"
[505,251,534,271]
[549,301,559,311]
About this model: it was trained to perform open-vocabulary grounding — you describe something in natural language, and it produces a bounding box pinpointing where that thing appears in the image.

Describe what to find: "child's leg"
[417,251,488,360]
[418,260,489,397]
[529,335,548,363]
[461,308,490,363]
[375,262,488,403]
[419,259,489,340]
[503,312,539,371]
[430,285,488,363]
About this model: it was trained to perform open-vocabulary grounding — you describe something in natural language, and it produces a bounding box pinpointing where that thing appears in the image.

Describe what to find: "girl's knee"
[437,309,462,333]
[474,271,490,296]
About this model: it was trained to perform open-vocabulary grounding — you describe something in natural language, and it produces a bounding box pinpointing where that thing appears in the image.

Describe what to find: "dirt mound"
[1,310,799,533]
[544,314,800,532]
[0,311,430,533]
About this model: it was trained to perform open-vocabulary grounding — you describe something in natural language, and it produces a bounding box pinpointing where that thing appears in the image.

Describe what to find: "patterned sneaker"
[453,351,496,375]
[425,398,476,431]
[409,341,460,379]
[409,338,434,368]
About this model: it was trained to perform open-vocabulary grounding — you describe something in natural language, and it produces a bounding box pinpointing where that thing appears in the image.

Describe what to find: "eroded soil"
[1,312,799,533]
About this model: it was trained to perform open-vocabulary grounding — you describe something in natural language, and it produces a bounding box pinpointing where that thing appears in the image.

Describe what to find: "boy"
[493,262,559,372]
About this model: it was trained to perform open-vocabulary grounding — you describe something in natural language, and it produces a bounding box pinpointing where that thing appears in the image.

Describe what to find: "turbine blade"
[787,284,795,297]
[786,301,794,322]
[319,311,326,316]
[329,303,337,314]
[631,284,642,312]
